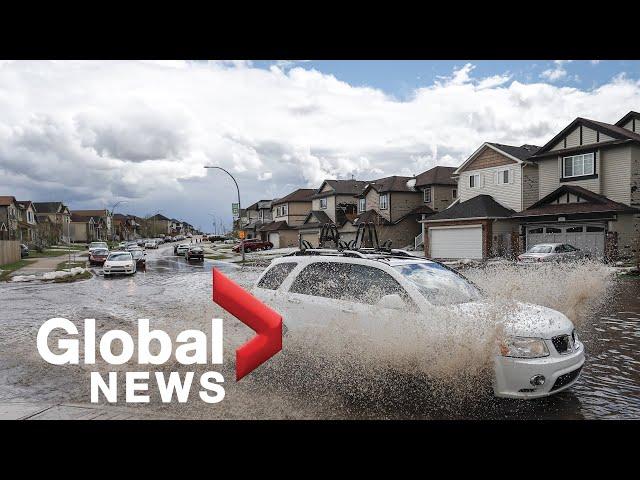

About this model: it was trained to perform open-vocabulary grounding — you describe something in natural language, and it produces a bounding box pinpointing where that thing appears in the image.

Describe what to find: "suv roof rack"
[285,247,419,260]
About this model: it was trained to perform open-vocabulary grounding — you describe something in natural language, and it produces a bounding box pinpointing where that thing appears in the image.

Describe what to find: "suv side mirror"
[377,294,405,310]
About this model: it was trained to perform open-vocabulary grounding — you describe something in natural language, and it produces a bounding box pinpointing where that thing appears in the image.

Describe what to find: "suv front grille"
[550,366,582,391]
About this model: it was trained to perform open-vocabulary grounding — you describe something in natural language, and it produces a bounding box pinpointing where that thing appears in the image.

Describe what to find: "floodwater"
[1,244,639,419]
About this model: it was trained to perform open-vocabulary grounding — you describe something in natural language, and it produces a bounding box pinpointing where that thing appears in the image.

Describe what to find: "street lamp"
[204,166,244,263]
[110,200,128,241]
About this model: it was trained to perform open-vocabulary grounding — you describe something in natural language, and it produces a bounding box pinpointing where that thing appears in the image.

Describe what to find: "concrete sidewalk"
[0,402,167,420]
[10,251,86,277]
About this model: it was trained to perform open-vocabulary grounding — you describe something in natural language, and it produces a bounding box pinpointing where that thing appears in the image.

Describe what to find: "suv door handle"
[288,298,301,304]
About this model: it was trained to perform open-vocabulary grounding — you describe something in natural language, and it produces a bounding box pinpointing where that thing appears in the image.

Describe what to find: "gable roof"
[362,176,415,195]
[531,117,640,159]
[301,210,333,226]
[73,209,110,217]
[414,166,457,187]
[0,196,17,206]
[146,213,171,222]
[313,179,369,198]
[511,185,639,217]
[258,220,293,232]
[32,202,66,214]
[615,111,640,128]
[272,188,315,206]
[422,195,515,221]
[353,209,393,226]
[454,143,539,174]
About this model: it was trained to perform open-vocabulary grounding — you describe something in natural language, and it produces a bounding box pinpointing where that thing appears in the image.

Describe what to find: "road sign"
[232,203,240,219]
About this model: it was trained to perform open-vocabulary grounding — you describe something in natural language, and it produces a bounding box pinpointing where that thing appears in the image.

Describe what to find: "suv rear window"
[257,262,297,290]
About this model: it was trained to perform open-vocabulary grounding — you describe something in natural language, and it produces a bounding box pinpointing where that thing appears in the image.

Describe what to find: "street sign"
[232,203,240,220]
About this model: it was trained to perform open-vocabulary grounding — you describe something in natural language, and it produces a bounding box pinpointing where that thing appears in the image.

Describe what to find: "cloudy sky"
[1,59,639,232]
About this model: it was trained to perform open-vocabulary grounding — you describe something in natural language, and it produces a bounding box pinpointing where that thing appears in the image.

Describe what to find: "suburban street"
[1,241,638,420]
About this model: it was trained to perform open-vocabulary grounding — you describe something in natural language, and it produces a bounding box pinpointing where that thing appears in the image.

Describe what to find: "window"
[586,226,605,233]
[546,227,561,233]
[320,198,328,209]
[289,262,353,299]
[257,262,297,290]
[469,174,481,188]
[528,228,543,234]
[565,226,583,233]
[452,188,457,199]
[563,244,578,252]
[379,194,388,210]
[563,153,595,178]
[423,188,432,203]
[358,198,366,212]
[496,168,511,185]
[282,204,288,216]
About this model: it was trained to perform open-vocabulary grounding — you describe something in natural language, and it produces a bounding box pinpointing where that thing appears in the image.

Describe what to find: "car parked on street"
[517,243,588,264]
[20,244,29,258]
[137,239,147,247]
[174,243,190,256]
[89,241,109,254]
[89,248,110,265]
[103,251,136,277]
[129,248,146,269]
[232,238,273,253]
[164,236,173,243]
[118,241,127,249]
[185,245,204,262]
[145,240,159,249]
[252,248,585,399]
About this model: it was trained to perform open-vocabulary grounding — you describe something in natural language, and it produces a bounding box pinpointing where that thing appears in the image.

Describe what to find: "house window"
[379,194,388,210]
[496,168,511,185]
[469,174,481,188]
[563,153,595,179]
[423,188,432,203]
[546,227,561,233]
[452,188,457,199]
[282,204,288,216]
[320,198,327,209]
[358,198,366,212]
[566,226,583,233]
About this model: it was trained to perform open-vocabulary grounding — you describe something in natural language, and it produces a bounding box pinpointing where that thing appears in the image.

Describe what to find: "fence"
[0,240,21,266]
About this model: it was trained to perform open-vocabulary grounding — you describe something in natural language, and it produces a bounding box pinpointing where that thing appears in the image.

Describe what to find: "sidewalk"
[0,402,167,420]
[10,251,86,277]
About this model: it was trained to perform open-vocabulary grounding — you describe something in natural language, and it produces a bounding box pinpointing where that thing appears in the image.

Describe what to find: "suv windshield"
[393,262,482,306]
[528,245,553,253]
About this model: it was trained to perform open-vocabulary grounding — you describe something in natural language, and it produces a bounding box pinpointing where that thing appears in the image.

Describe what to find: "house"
[113,214,141,240]
[70,213,107,242]
[145,213,172,236]
[414,166,458,212]
[72,209,113,239]
[0,196,19,240]
[512,113,640,259]
[298,179,368,246]
[421,142,539,259]
[16,201,38,243]
[258,188,314,248]
[240,200,273,239]
[354,176,432,249]
[32,201,71,244]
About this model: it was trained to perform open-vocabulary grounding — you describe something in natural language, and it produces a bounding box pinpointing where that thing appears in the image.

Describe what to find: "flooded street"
[1,243,639,419]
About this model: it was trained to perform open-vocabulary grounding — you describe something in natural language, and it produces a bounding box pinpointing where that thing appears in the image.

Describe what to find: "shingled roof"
[272,188,315,206]
[313,179,369,198]
[362,176,415,194]
[486,143,540,161]
[414,166,457,187]
[423,195,515,221]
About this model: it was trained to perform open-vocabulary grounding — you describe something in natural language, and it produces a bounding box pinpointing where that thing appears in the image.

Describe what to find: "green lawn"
[27,249,75,258]
[0,259,35,281]
[55,260,88,271]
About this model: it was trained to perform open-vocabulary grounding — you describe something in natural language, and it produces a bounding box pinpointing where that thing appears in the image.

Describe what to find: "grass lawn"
[50,271,93,283]
[0,259,35,281]
[56,260,88,270]
[27,249,78,258]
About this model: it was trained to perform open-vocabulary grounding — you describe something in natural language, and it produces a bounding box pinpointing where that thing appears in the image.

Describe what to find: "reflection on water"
[1,248,639,419]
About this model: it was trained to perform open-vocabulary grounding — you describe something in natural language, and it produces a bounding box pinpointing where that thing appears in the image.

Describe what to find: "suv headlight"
[499,336,549,358]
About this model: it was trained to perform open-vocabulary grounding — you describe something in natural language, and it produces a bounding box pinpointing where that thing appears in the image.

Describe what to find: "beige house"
[239,200,273,240]
[513,113,640,260]
[33,201,71,244]
[73,209,113,238]
[70,213,107,242]
[16,200,38,243]
[259,188,314,248]
[414,166,458,212]
[421,143,540,259]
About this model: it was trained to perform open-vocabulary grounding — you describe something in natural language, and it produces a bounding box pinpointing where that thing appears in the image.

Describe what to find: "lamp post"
[110,200,127,241]
[204,166,244,263]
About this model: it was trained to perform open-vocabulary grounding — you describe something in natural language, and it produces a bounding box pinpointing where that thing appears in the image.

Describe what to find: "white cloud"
[540,60,572,81]
[0,60,639,229]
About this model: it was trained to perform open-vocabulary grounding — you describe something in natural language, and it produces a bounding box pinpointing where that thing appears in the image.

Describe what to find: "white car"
[103,251,137,277]
[145,240,159,249]
[175,244,190,256]
[252,249,585,399]
[88,241,109,254]
[518,243,588,263]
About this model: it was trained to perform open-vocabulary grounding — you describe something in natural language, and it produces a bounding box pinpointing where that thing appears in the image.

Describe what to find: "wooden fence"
[0,241,20,266]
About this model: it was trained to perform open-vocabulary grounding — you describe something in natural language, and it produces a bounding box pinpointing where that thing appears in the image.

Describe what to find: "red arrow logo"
[212,268,282,380]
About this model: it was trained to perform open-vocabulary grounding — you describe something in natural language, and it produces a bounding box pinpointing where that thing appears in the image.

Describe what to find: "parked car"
[185,245,204,262]
[103,251,136,277]
[164,236,172,243]
[223,238,236,245]
[232,238,273,253]
[517,243,588,263]
[252,250,584,399]
[89,241,109,254]
[129,248,146,269]
[145,240,159,249]
[118,241,127,249]
[125,242,139,250]
[155,237,165,245]
[174,244,190,256]
[137,239,147,247]
[89,248,110,265]
[20,244,29,258]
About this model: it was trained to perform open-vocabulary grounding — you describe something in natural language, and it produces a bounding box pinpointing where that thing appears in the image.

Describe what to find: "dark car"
[89,248,110,265]
[129,248,146,269]
[185,245,204,262]
[164,236,172,243]
[232,239,273,253]
[20,244,29,258]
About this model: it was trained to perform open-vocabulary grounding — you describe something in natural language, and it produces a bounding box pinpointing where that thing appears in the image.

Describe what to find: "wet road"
[1,243,639,419]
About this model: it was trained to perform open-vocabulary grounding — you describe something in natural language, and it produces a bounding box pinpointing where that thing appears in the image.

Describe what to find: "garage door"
[300,232,319,247]
[268,232,280,249]
[526,223,605,256]
[430,226,482,259]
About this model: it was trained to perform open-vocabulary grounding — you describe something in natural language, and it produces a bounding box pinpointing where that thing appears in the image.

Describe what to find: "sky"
[1,59,639,232]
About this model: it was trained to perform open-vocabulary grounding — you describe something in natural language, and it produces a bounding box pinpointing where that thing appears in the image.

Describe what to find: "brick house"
[259,188,314,248]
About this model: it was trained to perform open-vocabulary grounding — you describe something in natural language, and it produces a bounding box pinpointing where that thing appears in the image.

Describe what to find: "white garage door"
[526,223,605,256]
[268,232,280,249]
[430,226,483,259]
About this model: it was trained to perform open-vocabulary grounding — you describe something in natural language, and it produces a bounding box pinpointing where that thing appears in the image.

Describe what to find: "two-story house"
[421,143,540,259]
[70,213,107,242]
[73,209,113,238]
[298,179,368,246]
[512,113,640,259]
[32,201,71,244]
[354,175,432,249]
[16,201,38,243]
[258,188,314,248]
[414,166,458,212]
[0,196,19,240]
[240,200,273,239]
